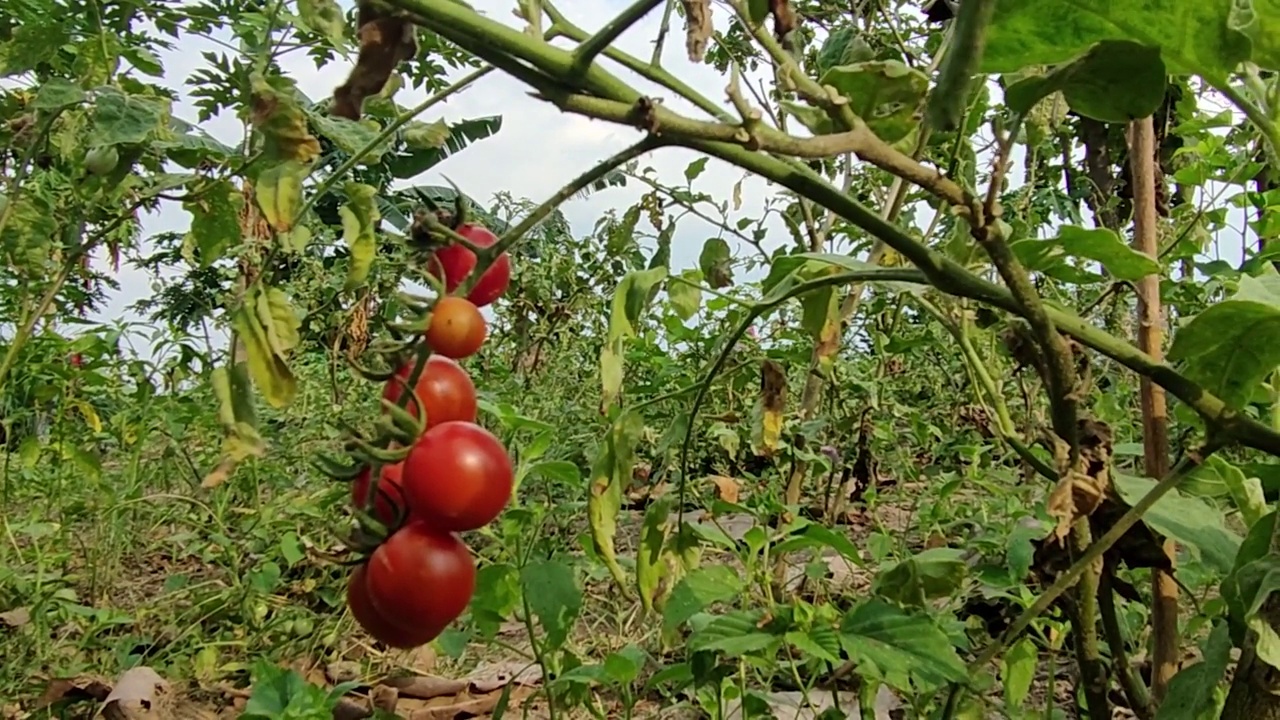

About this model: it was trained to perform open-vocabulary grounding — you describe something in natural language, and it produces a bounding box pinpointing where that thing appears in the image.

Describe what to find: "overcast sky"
[50,0,1257,356]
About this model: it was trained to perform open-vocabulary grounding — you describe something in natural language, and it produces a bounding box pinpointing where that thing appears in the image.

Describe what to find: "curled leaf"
[340,183,381,291]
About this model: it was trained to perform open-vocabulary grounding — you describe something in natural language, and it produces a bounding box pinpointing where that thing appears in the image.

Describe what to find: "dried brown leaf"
[381,676,467,700]
[680,1,712,62]
[709,475,741,504]
[465,660,543,693]
[36,676,113,709]
[101,667,169,720]
[0,607,30,628]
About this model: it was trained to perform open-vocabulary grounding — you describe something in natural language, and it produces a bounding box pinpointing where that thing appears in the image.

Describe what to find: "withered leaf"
[680,1,712,62]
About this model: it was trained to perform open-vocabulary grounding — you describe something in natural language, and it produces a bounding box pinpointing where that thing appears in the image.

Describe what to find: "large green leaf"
[1113,472,1242,574]
[520,559,581,650]
[1167,274,1280,409]
[1011,225,1161,283]
[1155,620,1231,720]
[982,0,1251,83]
[819,61,930,142]
[839,599,968,692]
[662,565,744,633]
[871,547,969,608]
[385,115,503,179]
[1004,40,1168,123]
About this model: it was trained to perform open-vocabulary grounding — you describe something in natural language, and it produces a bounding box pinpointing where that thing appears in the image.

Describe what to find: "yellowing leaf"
[232,287,297,409]
[403,119,451,149]
[254,160,309,233]
[589,410,645,593]
[254,287,302,356]
[339,182,380,291]
[709,475,741,504]
[72,399,102,433]
[600,267,667,412]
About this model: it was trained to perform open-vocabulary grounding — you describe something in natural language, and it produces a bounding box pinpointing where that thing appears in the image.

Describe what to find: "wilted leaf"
[1168,274,1280,410]
[232,287,297,409]
[709,475,741,503]
[636,498,673,613]
[589,411,645,591]
[600,267,667,412]
[254,160,309,233]
[1004,40,1167,123]
[0,607,30,628]
[754,360,787,454]
[682,0,713,62]
[249,72,321,164]
[699,237,733,288]
[339,183,380,291]
[103,667,169,720]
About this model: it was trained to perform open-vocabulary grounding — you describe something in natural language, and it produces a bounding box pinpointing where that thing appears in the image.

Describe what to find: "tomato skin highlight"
[402,421,514,532]
[426,296,487,359]
[347,564,438,648]
[351,462,406,525]
[365,523,475,637]
[426,224,511,308]
[383,355,478,431]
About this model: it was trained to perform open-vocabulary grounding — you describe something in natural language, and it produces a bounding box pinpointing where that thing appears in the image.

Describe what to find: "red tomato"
[351,462,406,525]
[365,522,475,638]
[427,296,487,359]
[69,353,83,368]
[402,421,513,532]
[426,223,511,308]
[346,564,438,648]
[383,354,477,431]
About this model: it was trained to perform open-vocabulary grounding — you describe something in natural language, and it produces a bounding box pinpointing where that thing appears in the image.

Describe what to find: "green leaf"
[839,599,968,692]
[1004,40,1167,123]
[1113,472,1242,574]
[1011,225,1161,283]
[816,25,876,75]
[279,532,304,567]
[32,78,85,110]
[982,0,1250,83]
[798,285,837,342]
[1167,274,1280,409]
[1197,456,1270,528]
[600,266,667,411]
[1155,620,1230,720]
[689,610,781,657]
[309,112,387,160]
[1228,0,1280,70]
[183,180,243,267]
[90,86,168,146]
[1002,637,1037,710]
[785,627,842,664]
[526,460,580,486]
[296,0,348,46]
[684,157,708,183]
[871,547,969,608]
[819,61,930,142]
[386,116,502,179]
[746,0,770,25]
[1227,553,1280,672]
[520,559,581,650]
[667,269,702,321]
[663,565,744,633]
[339,182,380,291]
[698,238,733,289]
[602,645,648,684]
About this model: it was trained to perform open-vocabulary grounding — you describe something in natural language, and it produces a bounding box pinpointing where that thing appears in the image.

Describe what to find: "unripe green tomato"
[291,617,315,637]
[84,145,119,176]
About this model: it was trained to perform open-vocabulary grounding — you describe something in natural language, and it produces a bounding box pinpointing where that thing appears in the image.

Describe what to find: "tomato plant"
[426,224,511,308]
[350,461,406,525]
[346,564,437,649]
[383,355,478,430]
[402,420,513,532]
[426,296,487,359]
[363,522,475,641]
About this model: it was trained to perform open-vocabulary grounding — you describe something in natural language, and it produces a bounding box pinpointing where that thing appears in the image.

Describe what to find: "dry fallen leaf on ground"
[101,666,169,720]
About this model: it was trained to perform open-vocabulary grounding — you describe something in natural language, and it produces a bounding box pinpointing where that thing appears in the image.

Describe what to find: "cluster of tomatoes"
[344,223,513,649]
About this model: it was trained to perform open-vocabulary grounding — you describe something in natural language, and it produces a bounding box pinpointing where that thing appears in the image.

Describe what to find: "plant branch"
[570,0,665,77]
